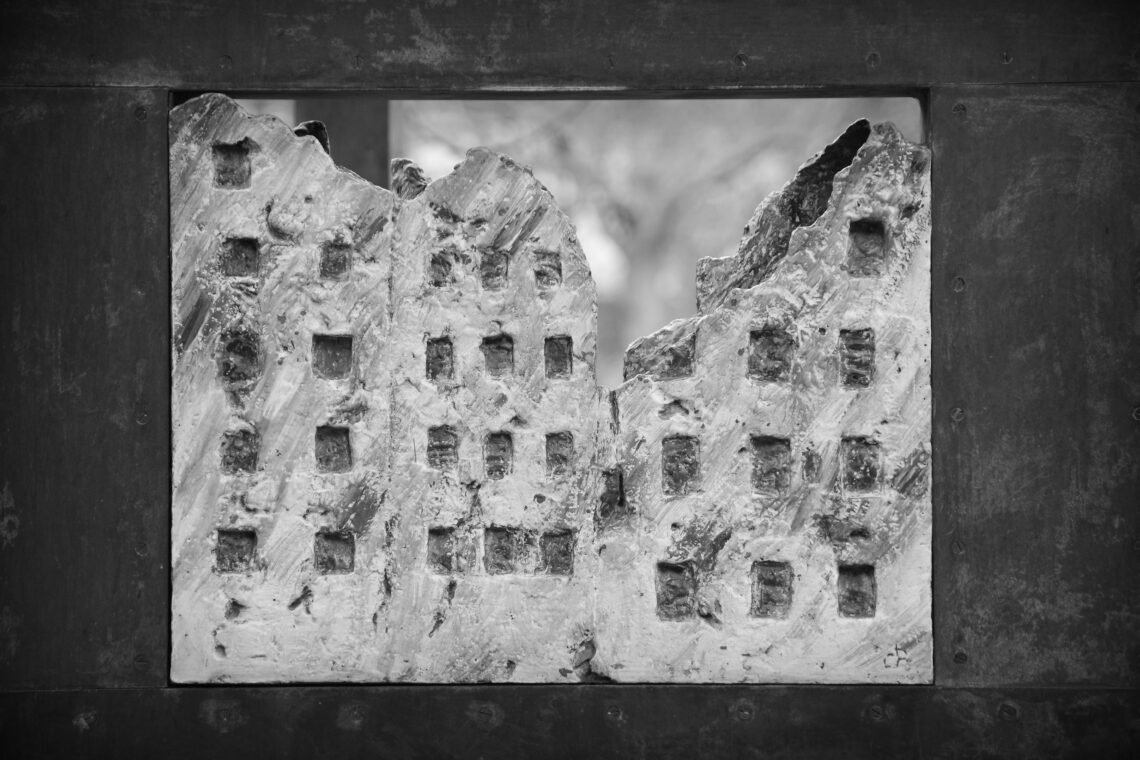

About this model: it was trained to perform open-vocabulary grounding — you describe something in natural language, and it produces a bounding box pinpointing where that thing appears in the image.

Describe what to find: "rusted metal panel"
[0,14,1134,760]
[1,0,1137,91]
[1,686,1137,757]
[0,88,169,688]
[930,84,1140,687]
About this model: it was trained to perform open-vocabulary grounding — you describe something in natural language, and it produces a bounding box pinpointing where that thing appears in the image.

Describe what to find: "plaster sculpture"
[171,94,931,683]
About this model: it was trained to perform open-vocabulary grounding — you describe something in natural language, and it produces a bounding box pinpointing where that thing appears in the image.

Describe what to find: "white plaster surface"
[171,95,930,683]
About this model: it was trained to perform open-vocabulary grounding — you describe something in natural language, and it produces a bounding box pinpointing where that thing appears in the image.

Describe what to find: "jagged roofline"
[736,118,873,268]
[624,120,895,375]
[174,94,595,285]
[173,94,386,190]
[693,119,873,315]
[175,95,888,389]
[406,147,596,284]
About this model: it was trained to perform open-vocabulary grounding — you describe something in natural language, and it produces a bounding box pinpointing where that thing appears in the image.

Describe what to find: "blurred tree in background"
[239,98,922,387]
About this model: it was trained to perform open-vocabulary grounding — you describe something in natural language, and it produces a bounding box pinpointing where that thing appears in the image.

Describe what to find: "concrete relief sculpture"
[171,95,931,683]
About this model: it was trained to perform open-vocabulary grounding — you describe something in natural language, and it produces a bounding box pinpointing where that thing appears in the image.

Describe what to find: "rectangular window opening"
[315,425,352,473]
[212,139,253,188]
[544,335,573,378]
[838,564,877,618]
[848,218,887,277]
[320,242,351,278]
[426,337,454,380]
[751,436,791,495]
[220,237,259,277]
[218,327,260,386]
[533,250,562,288]
[427,527,455,574]
[545,431,575,477]
[748,326,795,382]
[480,246,509,289]
[220,428,259,474]
[841,436,881,492]
[481,334,514,377]
[662,435,700,496]
[429,249,459,287]
[484,432,513,480]
[751,560,794,618]
[314,530,355,574]
[484,526,533,575]
[839,328,875,388]
[539,530,576,575]
[215,529,257,573]
[655,561,696,620]
[427,425,459,471]
[312,334,353,379]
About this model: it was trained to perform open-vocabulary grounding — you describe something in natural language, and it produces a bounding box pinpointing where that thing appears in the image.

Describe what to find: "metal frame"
[1,1,1137,756]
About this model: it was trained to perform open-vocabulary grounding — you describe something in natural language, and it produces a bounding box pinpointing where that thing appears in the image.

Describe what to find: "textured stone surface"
[608,119,931,683]
[172,95,929,683]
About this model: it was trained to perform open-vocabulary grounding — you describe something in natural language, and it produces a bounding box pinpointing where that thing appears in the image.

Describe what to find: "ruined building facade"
[171,95,930,683]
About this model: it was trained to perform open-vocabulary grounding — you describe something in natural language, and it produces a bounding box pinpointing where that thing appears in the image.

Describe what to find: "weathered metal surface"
[930,83,1140,686]
[1,1,1137,90]
[0,11,1135,760]
[0,87,170,688]
[172,95,928,683]
[1,686,1137,758]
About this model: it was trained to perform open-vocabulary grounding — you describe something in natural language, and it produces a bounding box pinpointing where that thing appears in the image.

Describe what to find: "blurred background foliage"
[238,98,922,386]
